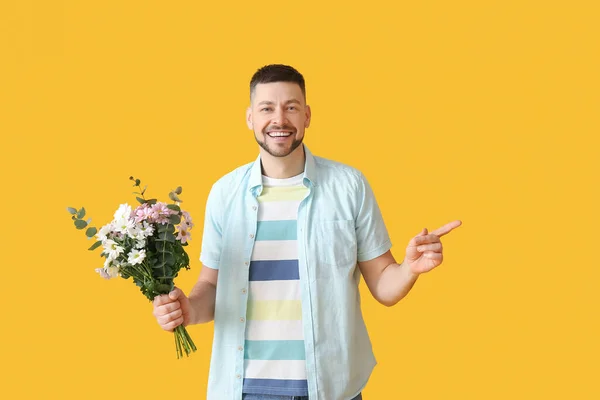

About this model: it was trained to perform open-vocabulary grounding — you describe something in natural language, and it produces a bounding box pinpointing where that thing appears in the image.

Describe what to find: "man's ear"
[304,104,312,128]
[246,106,253,130]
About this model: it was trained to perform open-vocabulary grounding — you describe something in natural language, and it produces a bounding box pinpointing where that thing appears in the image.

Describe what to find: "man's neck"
[260,145,305,179]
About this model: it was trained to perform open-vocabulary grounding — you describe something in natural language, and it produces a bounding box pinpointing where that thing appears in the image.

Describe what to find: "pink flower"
[133,204,153,223]
[181,210,194,229]
[176,225,191,244]
[150,202,175,224]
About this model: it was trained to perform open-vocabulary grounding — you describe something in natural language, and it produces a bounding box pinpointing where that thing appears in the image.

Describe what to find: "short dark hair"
[250,64,306,103]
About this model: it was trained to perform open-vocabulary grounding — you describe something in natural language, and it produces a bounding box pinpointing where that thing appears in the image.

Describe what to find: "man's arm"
[358,250,418,307]
[358,221,462,307]
[187,265,218,324]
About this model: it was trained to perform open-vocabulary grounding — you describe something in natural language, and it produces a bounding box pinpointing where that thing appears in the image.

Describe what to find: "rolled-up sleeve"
[355,173,392,262]
[199,183,223,270]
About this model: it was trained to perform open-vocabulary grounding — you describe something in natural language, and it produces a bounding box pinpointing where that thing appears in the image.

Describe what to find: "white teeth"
[268,132,292,137]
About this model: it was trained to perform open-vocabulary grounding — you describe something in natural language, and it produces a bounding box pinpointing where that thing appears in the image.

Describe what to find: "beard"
[254,126,304,158]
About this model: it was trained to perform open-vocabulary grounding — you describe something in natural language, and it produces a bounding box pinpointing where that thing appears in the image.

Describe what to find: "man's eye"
[288,106,296,110]
[261,108,270,112]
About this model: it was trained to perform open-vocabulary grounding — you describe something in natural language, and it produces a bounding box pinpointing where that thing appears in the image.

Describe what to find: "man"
[153,64,462,400]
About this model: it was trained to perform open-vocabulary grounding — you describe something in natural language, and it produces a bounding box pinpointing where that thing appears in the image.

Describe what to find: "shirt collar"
[249,144,317,195]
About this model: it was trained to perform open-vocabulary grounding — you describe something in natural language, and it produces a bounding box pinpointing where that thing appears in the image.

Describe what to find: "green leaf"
[174,186,182,195]
[169,192,182,203]
[157,224,168,233]
[86,218,92,224]
[169,214,181,225]
[142,185,148,195]
[67,207,77,214]
[77,207,86,219]
[167,204,181,212]
[86,227,98,237]
[135,179,140,186]
[157,283,172,294]
[153,261,166,269]
[88,241,102,251]
[146,198,157,205]
[74,220,87,229]
[136,197,145,204]
[158,231,176,243]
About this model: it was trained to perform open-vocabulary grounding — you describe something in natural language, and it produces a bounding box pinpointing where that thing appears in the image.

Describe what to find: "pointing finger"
[430,220,462,237]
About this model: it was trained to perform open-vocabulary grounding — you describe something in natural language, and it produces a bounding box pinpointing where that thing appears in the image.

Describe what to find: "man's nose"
[272,107,288,127]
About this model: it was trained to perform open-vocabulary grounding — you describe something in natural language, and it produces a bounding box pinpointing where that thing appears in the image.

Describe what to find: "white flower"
[114,217,134,235]
[96,223,113,242]
[103,239,125,260]
[135,239,146,249]
[139,221,154,238]
[127,224,142,239]
[114,203,132,221]
[127,249,146,265]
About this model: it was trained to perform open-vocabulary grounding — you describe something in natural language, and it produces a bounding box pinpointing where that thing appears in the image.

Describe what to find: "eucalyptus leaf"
[86,227,98,237]
[136,197,145,204]
[74,220,88,229]
[167,204,181,212]
[169,192,182,202]
[174,186,182,195]
[135,179,140,186]
[67,207,77,214]
[169,214,181,225]
[88,241,102,251]
[77,207,86,219]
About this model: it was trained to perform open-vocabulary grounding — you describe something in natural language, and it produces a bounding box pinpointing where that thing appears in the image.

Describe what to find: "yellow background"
[1,1,598,399]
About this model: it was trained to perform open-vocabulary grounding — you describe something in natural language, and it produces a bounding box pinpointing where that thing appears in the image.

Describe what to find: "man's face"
[247,82,311,158]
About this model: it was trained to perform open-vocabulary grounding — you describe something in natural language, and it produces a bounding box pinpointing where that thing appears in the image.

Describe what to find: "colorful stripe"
[244,340,306,360]
[246,300,302,321]
[255,220,297,241]
[248,260,299,281]
[257,186,308,202]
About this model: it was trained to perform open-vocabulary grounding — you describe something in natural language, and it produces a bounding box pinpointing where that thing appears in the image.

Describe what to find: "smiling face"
[247,81,311,158]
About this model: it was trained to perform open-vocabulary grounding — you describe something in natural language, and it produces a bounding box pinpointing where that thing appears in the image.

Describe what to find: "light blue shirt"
[200,145,392,400]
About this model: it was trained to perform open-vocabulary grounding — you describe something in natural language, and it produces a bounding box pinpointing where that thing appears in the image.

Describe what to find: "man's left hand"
[404,220,462,275]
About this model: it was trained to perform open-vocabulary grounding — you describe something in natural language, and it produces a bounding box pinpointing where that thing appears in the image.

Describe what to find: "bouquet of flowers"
[67,176,197,359]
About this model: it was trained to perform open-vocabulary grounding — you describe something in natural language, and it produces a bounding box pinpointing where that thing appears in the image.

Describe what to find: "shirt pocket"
[315,219,357,268]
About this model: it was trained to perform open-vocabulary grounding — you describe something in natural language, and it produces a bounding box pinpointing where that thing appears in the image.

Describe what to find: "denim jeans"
[241,393,362,400]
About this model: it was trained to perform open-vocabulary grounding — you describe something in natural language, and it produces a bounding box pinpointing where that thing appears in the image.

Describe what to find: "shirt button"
[244,261,249,266]
[236,374,241,379]
[249,234,254,239]
[238,346,243,351]
[252,206,257,211]
[240,317,245,322]
[242,288,247,294]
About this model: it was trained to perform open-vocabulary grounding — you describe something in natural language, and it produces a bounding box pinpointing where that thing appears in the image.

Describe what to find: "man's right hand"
[152,288,193,332]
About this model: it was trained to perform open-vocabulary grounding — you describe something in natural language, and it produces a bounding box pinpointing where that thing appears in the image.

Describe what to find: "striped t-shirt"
[242,172,309,396]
